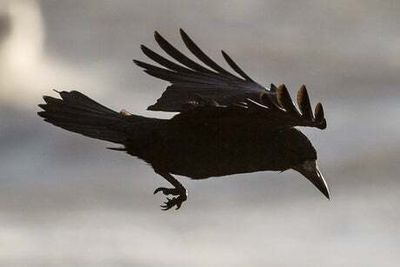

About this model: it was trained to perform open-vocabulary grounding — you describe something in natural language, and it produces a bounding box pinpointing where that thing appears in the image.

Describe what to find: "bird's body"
[39,30,330,210]
[127,114,314,179]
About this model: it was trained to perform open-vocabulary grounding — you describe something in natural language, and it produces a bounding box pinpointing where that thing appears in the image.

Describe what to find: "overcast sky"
[0,0,399,266]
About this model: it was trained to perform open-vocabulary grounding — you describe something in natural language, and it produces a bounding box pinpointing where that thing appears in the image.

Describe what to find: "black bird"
[38,29,330,210]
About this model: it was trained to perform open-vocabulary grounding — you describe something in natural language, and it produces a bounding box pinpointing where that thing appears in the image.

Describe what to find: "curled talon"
[153,187,181,196]
[159,195,186,211]
[153,187,166,195]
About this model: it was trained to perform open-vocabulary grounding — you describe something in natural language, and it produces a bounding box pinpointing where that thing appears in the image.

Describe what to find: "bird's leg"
[153,170,188,210]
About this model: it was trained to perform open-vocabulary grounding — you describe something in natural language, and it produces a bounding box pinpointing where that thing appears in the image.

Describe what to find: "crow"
[38,29,329,210]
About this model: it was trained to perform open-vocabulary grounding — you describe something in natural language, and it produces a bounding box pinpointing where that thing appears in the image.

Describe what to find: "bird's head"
[278,128,330,199]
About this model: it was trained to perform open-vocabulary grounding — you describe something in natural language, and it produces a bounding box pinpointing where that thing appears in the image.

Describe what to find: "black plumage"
[38,30,329,210]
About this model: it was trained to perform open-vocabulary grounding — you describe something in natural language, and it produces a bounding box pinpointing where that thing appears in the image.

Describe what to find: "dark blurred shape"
[38,30,329,211]
[0,11,11,46]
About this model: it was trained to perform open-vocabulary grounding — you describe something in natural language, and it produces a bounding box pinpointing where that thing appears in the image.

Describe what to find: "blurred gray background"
[1,0,399,266]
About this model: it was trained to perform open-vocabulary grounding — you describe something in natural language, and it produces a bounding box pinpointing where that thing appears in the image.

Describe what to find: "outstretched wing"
[135,29,326,130]
[134,29,268,112]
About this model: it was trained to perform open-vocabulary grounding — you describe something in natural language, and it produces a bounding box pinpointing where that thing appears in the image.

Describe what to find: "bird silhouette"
[38,29,329,210]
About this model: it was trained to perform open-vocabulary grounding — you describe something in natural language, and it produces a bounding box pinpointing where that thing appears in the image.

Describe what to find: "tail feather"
[38,91,128,144]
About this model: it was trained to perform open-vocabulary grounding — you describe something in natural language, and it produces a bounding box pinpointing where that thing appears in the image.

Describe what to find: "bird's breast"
[143,123,287,179]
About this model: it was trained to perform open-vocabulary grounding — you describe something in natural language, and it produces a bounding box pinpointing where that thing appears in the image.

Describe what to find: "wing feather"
[135,30,267,112]
[221,50,255,82]
[180,29,237,78]
[154,31,215,74]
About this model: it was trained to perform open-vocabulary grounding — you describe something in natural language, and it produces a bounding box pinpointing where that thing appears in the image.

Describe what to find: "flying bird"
[38,29,330,210]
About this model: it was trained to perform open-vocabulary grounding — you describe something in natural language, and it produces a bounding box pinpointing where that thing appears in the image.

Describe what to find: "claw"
[153,187,181,196]
[154,187,166,195]
[158,195,187,211]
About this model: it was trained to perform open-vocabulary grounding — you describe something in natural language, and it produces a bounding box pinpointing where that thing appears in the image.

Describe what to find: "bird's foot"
[154,187,187,210]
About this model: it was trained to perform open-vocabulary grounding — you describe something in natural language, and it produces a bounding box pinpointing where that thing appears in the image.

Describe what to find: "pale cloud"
[0,0,114,109]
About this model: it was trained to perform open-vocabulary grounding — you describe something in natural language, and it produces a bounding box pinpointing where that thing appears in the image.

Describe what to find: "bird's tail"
[38,90,132,144]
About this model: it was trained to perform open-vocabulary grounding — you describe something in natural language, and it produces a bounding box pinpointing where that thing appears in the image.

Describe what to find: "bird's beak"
[294,160,330,199]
